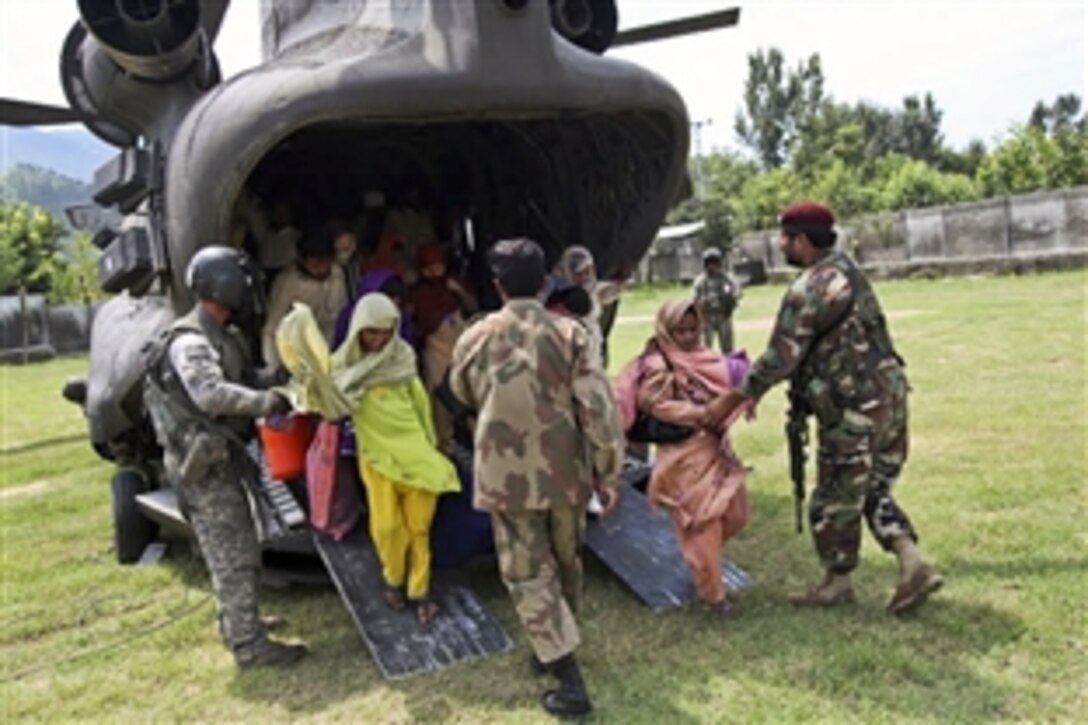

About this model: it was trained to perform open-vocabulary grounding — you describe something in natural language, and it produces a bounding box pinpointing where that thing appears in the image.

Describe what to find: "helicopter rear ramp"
[313,527,511,680]
[585,470,751,612]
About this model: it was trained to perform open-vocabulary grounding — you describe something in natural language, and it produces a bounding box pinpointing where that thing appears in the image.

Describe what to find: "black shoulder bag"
[627,343,697,445]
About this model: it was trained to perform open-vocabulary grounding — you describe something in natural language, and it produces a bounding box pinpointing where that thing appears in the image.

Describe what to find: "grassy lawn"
[2,270,1086,722]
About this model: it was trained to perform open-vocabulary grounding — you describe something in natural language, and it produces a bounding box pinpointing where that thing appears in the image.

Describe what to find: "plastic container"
[258,414,317,481]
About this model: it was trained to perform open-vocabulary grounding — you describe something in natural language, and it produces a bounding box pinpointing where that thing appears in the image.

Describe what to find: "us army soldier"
[449,238,624,718]
[705,202,943,615]
[143,246,307,667]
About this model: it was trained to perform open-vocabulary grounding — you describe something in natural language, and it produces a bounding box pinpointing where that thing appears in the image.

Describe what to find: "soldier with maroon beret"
[705,201,944,615]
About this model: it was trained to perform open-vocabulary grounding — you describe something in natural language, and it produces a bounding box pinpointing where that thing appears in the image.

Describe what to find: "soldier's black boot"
[529,653,555,677]
[541,653,592,717]
[234,638,309,668]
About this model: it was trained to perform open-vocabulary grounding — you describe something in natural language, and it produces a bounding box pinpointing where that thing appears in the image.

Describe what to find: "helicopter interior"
[237,111,678,293]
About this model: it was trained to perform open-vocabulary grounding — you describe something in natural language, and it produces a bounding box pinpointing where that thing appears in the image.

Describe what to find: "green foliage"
[1028,93,1085,133]
[734,48,825,169]
[731,167,803,233]
[976,125,1088,196]
[702,48,1084,238]
[878,157,979,210]
[0,201,67,294]
[49,232,104,304]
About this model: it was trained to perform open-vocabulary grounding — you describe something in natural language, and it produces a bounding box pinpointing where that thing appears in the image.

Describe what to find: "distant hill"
[0,127,113,182]
[1,163,92,223]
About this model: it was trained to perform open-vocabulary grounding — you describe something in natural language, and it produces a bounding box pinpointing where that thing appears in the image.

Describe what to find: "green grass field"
[2,271,1086,723]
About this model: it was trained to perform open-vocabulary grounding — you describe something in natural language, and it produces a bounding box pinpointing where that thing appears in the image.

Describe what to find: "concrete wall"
[0,295,103,361]
[733,185,1088,272]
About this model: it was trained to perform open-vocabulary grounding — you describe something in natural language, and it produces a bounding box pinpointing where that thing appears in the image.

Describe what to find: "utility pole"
[691,117,713,200]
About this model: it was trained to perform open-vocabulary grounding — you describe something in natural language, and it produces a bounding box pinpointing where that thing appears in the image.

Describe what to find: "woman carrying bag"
[630,300,751,615]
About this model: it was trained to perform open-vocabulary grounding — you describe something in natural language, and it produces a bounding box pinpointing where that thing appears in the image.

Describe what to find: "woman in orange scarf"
[636,300,750,614]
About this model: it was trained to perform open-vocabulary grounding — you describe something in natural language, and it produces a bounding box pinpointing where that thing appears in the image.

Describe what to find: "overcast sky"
[1,0,1084,154]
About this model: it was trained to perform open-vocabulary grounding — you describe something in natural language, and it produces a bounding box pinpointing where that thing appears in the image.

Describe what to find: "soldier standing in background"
[449,238,625,717]
[704,202,943,615]
[143,246,307,667]
[692,246,741,353]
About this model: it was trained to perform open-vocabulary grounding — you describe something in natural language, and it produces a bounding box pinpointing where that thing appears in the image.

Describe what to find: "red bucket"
[258,414,317,481]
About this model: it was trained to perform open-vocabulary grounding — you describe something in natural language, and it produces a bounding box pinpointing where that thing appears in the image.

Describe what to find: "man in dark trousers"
[705,202,943,614]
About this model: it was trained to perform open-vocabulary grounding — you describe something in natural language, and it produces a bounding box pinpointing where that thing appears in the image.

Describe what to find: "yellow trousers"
[360,462,438,600]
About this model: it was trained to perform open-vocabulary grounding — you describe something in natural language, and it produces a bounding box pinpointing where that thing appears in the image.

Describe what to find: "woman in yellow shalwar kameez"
[332,293,460,623]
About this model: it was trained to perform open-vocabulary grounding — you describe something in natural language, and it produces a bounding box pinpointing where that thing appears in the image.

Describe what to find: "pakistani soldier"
[449,238,624,717]
[143,246,307,667]
[705,202,943,614]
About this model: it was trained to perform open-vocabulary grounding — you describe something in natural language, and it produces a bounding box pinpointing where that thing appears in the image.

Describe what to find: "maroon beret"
[779,201,835,229]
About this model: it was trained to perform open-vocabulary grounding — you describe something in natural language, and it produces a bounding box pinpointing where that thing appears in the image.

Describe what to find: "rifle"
[785,384,810,534]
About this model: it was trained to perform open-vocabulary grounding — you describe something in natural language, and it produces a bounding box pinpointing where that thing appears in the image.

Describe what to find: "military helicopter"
[5,0,744,676]
[4,0,739,555]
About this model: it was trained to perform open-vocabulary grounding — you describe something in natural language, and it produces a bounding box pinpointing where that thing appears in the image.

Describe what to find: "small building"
[645,220,705,283]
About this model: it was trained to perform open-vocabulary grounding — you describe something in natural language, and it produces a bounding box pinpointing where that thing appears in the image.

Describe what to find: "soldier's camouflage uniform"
[449,299,624,664]
[736,251,917,574]
[692,270,740,353]
[144,307,282,658]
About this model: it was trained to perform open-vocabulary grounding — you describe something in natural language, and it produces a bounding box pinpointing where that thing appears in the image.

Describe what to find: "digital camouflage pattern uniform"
[144,307,283,661]
[692,270,740,353]
[736,250,917,574]
[449,299,624,664]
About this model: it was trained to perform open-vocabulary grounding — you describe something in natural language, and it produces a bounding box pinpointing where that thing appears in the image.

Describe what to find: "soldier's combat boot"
[541,653,592,717]
[234,638,309,669]
[529,653,555,677]
[788,573,855,607]
[887,538,943,615]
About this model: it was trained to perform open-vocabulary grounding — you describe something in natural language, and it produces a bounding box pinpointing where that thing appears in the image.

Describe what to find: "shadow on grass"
[164,484,1026,722]
[0,433,87,456]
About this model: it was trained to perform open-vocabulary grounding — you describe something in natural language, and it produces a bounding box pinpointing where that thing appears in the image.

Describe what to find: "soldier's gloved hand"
[596,485,621,518]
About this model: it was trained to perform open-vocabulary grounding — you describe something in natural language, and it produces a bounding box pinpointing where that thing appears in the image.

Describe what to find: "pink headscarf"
[650,300,734,397]
[613,300,738,431]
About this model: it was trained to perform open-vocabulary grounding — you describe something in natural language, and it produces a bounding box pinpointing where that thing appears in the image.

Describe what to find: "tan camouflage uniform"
[146,307,283,657]
[449,299,624,664]
[736,251,917,574]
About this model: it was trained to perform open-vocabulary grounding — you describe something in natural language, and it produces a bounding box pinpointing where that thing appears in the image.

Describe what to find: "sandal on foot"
[701,598,737,617]
[411,596,441,625]
[382,584,407,611]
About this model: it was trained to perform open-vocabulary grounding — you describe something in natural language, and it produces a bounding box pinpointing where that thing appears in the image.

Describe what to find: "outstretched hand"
[702,390,748,429]
[596,485,621,518]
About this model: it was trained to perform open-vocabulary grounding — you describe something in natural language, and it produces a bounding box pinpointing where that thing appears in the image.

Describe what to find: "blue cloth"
[430,453,494,569]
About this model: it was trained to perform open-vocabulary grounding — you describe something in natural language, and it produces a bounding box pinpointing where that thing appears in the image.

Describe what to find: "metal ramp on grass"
[313,526,511,680]
[585,482,751,612]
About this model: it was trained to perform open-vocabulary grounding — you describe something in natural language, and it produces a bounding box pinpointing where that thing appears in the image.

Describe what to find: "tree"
[50,231,104,303]
[0,202,68,295]
[878,157,978,210]
[730,167,803,234]
[976,125,1088,196]
[1028,94,1085,133]
[734,48,825,169]
[892,93,945,165]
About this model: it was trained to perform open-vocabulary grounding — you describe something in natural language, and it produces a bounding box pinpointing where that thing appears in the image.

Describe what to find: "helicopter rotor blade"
[612,7,740,48]
[0,98,81,126]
